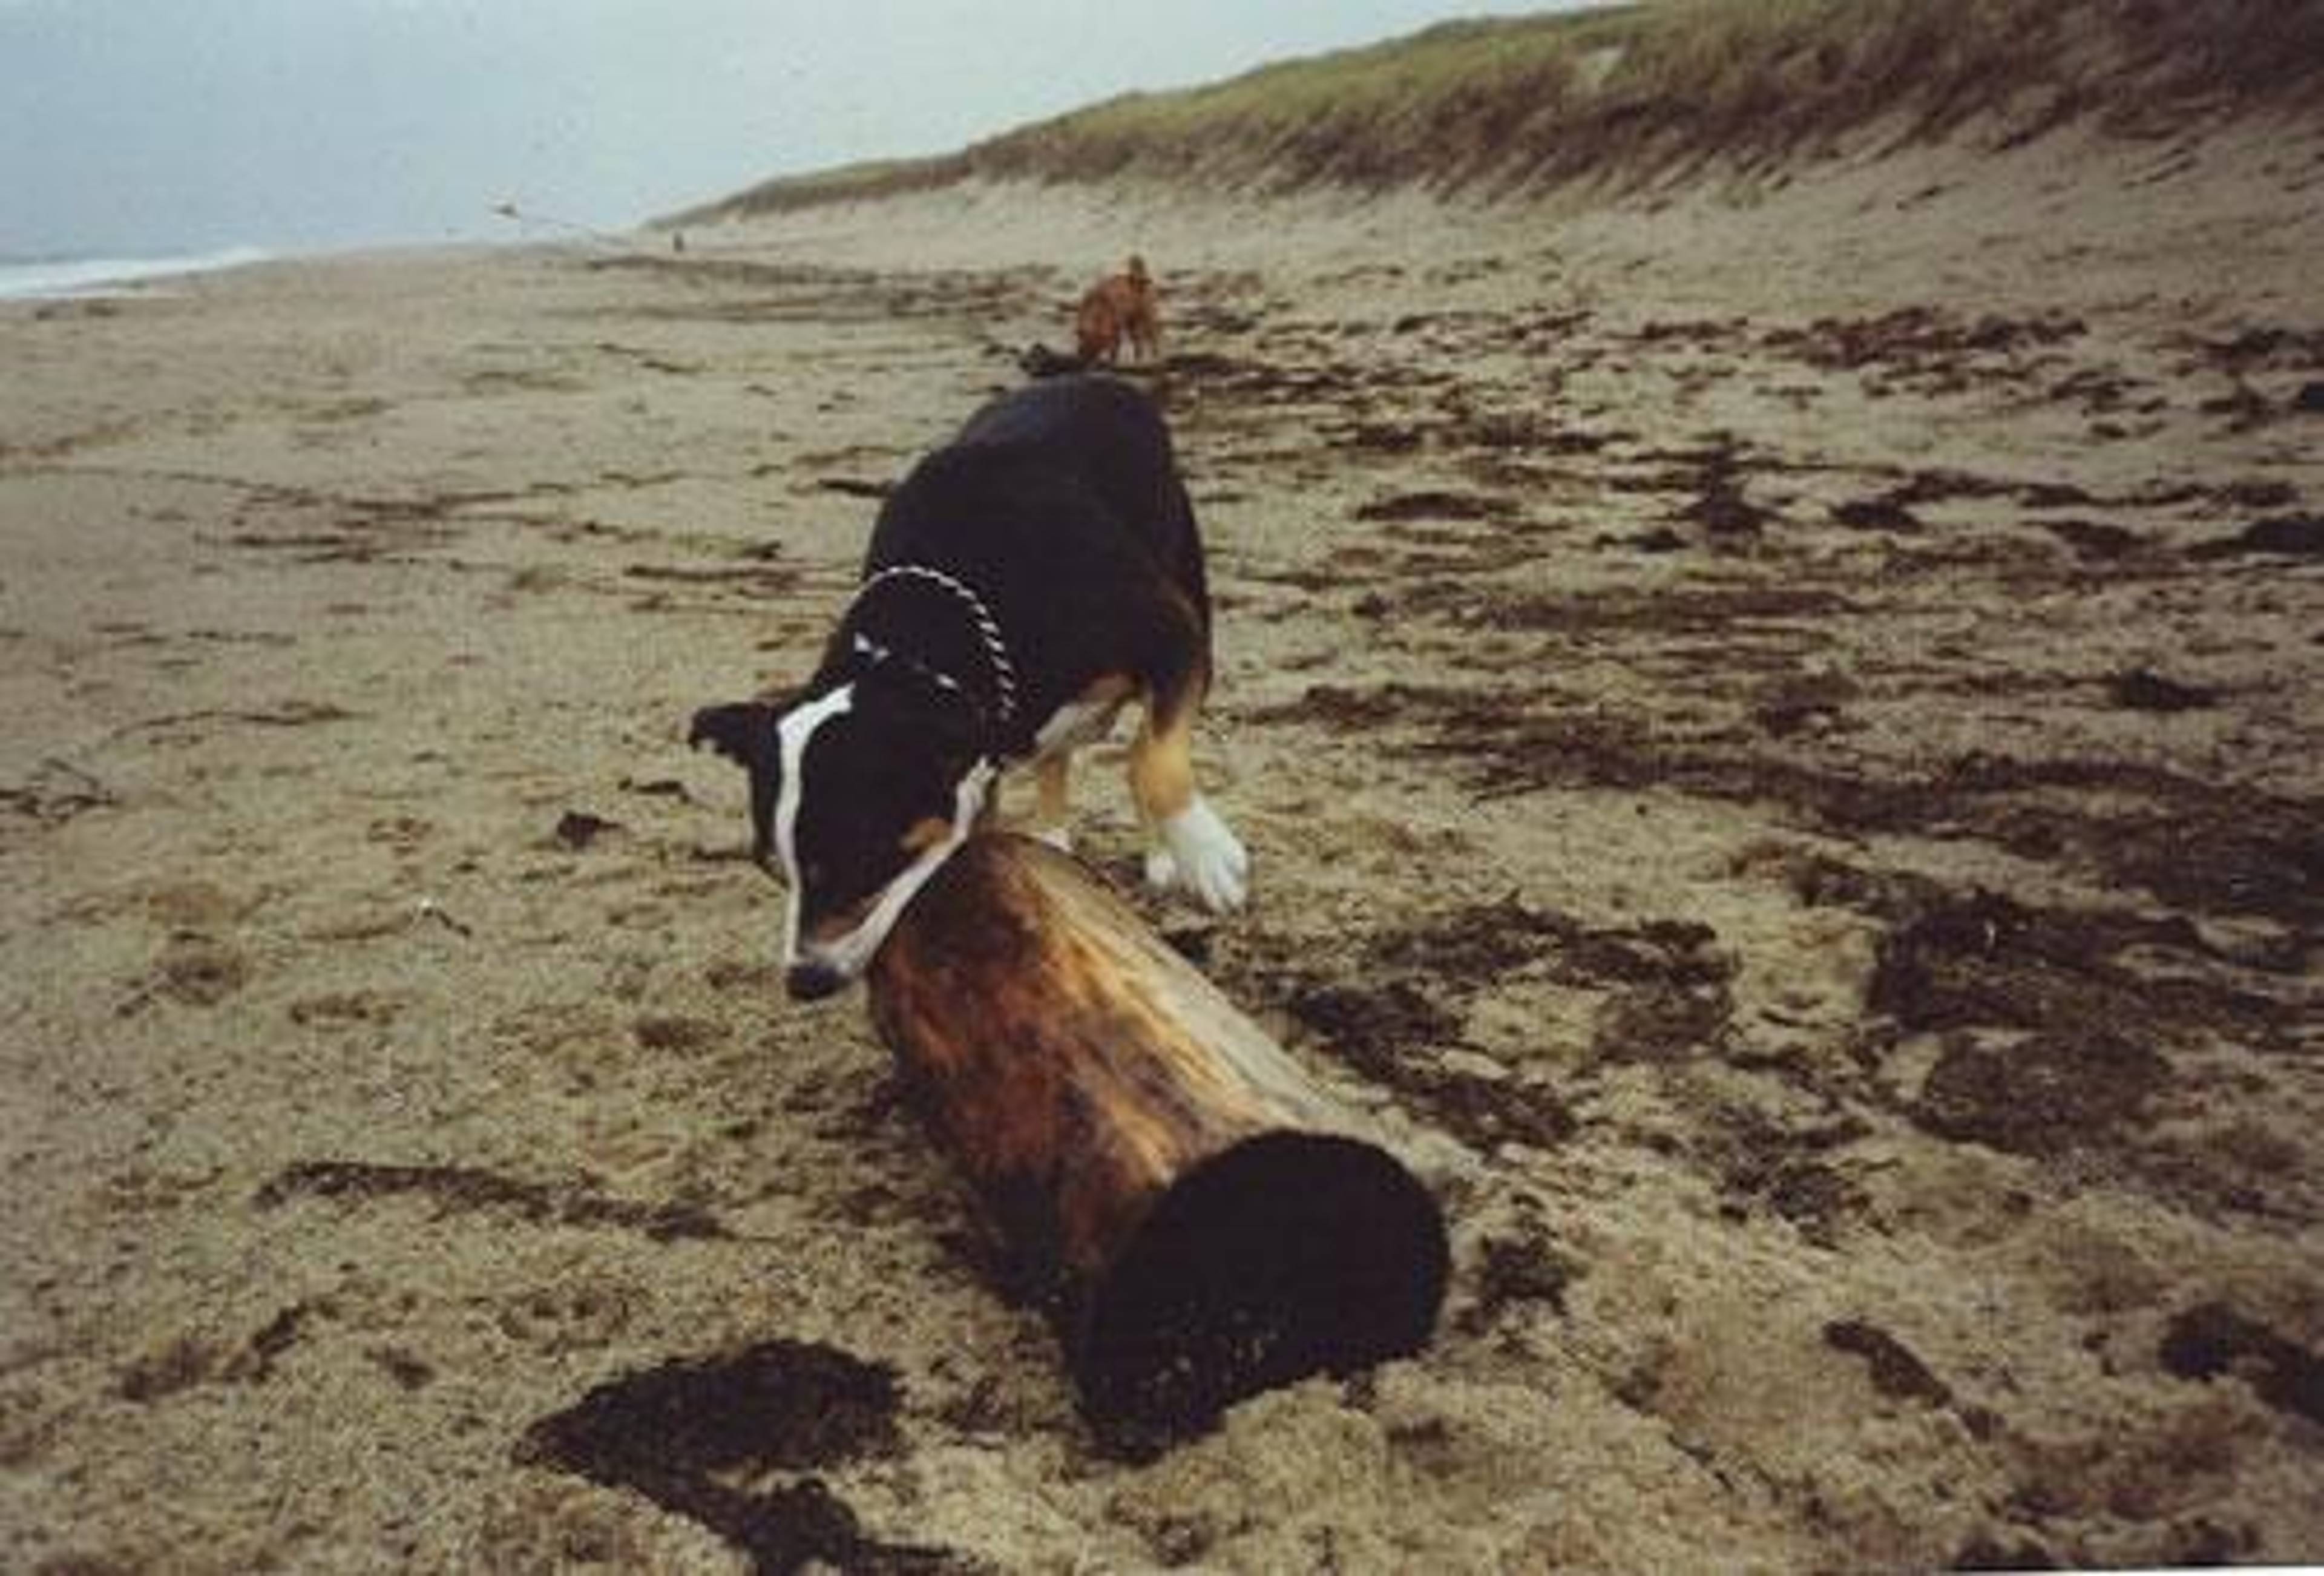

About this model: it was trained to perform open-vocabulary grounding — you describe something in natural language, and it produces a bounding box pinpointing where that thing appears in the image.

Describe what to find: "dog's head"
[690,668,993,1001]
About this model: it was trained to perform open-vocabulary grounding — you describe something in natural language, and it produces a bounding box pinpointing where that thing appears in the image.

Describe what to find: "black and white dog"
[691,374,1248,1000]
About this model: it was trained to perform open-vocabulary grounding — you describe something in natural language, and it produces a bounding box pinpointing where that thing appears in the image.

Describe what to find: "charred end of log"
[1071,1131,1449,1440]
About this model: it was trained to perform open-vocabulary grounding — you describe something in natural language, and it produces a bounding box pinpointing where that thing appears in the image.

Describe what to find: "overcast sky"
[2,0,1578,258]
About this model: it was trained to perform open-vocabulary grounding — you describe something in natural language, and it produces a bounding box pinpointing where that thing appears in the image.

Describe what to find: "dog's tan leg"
[1129,671,1247,911]
[1128,694,1195,826]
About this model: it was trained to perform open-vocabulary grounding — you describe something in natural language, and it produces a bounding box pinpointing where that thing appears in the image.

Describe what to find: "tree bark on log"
[865,833,1448,1433]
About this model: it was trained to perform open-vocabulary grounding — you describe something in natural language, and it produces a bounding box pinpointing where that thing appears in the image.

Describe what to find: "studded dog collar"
[850,563,1020,734]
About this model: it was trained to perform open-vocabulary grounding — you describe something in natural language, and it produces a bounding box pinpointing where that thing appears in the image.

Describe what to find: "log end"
[1072,1131,1449,1435]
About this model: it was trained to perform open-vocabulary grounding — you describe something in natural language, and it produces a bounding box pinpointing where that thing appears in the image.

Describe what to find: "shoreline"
[0,245,280,301]
[0,235,630,303]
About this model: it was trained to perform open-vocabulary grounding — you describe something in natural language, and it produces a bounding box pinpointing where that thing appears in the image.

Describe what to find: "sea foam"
[0,246,272,301]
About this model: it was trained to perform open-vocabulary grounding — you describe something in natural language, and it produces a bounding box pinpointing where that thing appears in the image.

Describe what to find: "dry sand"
[4,113,2322,1572]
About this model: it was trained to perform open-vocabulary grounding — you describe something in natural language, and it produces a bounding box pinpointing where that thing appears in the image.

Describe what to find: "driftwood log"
[866,833,1448,1432]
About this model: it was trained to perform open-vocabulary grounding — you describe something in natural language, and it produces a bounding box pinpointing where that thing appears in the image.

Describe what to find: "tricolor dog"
[691,373,1247,1000]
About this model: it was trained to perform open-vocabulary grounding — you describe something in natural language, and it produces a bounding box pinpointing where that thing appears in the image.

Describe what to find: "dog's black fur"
[692,373,1228,998]
[864,372,1212,750]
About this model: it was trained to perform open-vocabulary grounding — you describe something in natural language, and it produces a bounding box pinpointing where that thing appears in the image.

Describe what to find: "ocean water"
[0,246,272,301]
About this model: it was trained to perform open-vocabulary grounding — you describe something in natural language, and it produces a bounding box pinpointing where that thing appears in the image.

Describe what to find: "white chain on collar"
[853,563,1020,729]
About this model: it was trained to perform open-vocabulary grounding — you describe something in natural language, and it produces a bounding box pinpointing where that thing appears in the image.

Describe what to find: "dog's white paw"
[1149,798,1249,912]
[1143,845,1180,891]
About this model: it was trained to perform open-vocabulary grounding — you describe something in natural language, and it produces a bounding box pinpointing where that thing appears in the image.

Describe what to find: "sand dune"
[4,109,2322,1572]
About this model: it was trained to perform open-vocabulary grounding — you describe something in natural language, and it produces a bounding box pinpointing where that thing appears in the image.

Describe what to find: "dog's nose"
[784,959,849,1002]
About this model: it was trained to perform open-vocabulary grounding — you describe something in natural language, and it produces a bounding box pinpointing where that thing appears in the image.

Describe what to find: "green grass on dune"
[672,0,2324,222]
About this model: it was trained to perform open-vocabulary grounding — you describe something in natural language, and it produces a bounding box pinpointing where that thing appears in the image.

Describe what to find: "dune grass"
[675,0,2324,221]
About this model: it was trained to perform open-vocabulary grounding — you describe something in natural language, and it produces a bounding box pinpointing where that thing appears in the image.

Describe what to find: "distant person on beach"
[1074,254,1161,366]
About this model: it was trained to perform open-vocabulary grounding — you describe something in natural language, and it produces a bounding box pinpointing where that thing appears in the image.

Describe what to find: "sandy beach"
[4,110,2322,1572]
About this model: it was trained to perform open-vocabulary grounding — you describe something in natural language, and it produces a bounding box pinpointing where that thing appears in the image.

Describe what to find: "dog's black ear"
[689,701,783,865]
[689,701,778,773]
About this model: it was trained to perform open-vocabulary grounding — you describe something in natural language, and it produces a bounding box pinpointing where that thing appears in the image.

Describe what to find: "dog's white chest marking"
[1032,697,1124,758]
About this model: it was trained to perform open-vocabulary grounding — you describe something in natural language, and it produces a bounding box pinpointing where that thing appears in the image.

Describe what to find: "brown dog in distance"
[1075,255,1161,366]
